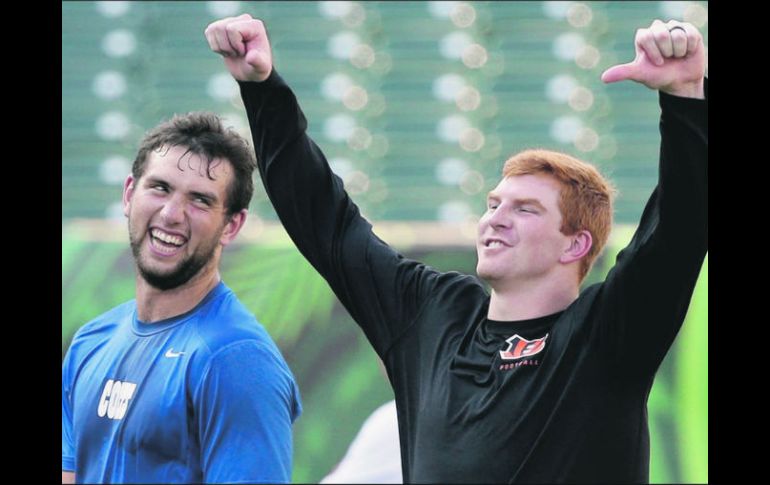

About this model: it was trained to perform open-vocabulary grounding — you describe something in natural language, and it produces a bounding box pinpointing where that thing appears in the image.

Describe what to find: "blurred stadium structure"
[62,2,708,483]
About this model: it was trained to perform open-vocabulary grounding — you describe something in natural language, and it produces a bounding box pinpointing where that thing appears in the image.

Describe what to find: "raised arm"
[593,20,708,376]
[205,15,450,357]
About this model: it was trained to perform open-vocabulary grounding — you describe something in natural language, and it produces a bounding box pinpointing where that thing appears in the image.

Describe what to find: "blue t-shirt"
[62,281,302,483]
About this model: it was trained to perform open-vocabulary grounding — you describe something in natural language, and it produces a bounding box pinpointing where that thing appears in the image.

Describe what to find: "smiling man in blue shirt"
[62,113,302,483]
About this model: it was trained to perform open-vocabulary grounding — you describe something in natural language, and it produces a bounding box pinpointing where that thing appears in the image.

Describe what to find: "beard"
[129,226,220,291]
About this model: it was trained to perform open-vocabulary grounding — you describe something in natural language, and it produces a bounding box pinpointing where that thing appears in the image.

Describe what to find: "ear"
[122,175,136,218]
[559,230,593,265]
[219,209,248,247]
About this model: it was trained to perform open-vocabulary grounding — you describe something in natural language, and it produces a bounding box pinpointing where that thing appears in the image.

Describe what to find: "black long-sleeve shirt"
[240,73,708,483]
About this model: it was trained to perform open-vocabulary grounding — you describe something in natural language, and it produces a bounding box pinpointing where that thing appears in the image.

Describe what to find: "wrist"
[662,77,705,99]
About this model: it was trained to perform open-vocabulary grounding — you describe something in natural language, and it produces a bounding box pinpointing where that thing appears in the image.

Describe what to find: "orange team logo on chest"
[499,334,549,360]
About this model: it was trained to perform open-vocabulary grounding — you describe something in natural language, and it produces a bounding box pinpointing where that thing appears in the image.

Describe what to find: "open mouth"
[150,228,186,254]
[484,238,510,248]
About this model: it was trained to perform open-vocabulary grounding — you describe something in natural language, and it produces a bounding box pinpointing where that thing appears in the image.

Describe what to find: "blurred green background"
[63,1,707,482]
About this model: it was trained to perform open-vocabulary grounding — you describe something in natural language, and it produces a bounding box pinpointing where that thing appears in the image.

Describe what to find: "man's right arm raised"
[205,15,442,356]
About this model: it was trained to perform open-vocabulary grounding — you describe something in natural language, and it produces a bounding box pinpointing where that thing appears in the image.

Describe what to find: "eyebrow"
[145,176,220,203]
[515,198,546,209]
[486,193,547,210]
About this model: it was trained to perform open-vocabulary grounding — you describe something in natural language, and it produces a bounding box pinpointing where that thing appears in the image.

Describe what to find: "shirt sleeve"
[62,348,76,472]
[194,340,301,484]
[592,79,708,377]
[239,72,448,358]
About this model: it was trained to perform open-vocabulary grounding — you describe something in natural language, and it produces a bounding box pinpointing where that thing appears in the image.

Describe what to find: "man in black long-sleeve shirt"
[206,16,707,483]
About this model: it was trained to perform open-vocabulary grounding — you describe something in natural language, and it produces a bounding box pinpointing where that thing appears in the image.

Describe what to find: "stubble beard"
[129,224,220,291]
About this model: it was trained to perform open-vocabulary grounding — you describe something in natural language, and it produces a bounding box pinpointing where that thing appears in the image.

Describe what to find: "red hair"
[502,149,616,282]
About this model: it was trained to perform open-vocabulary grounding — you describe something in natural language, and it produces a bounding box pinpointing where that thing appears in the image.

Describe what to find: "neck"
[486,275,579,321]
[135,267,221,323]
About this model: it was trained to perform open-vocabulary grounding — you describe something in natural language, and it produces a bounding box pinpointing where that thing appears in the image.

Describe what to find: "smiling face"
[476,174,574,288]
[123,145,241,290]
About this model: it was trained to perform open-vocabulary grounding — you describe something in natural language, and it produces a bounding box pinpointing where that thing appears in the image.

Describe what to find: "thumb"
[245,49,270,70]
[601,62,638,84]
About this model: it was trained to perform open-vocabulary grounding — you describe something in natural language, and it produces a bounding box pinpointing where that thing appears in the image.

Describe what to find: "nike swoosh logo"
[165,348,186,358]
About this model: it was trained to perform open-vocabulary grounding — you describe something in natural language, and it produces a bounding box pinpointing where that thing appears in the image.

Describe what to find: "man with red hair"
[206,16,707,483]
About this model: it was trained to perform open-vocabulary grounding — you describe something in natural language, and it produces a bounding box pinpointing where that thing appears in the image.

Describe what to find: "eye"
[151,183,168,193]
[192,195,213,207]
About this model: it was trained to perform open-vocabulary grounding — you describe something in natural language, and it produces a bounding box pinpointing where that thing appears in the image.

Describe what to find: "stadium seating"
[63,1,708,223]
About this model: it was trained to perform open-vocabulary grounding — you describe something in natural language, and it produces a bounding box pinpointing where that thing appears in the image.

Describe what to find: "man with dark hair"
[61,112,302,484]
[207,14,707,483]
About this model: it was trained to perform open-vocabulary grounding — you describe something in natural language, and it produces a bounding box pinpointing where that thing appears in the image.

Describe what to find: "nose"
[159,194,186,225]
[486,205,511,230]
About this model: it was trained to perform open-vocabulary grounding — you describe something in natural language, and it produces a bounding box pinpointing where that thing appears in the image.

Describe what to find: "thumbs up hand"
[601,19,705,99]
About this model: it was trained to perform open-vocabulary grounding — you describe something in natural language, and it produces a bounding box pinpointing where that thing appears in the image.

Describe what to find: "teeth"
[488,241,504,248]
[151,229,184,246]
